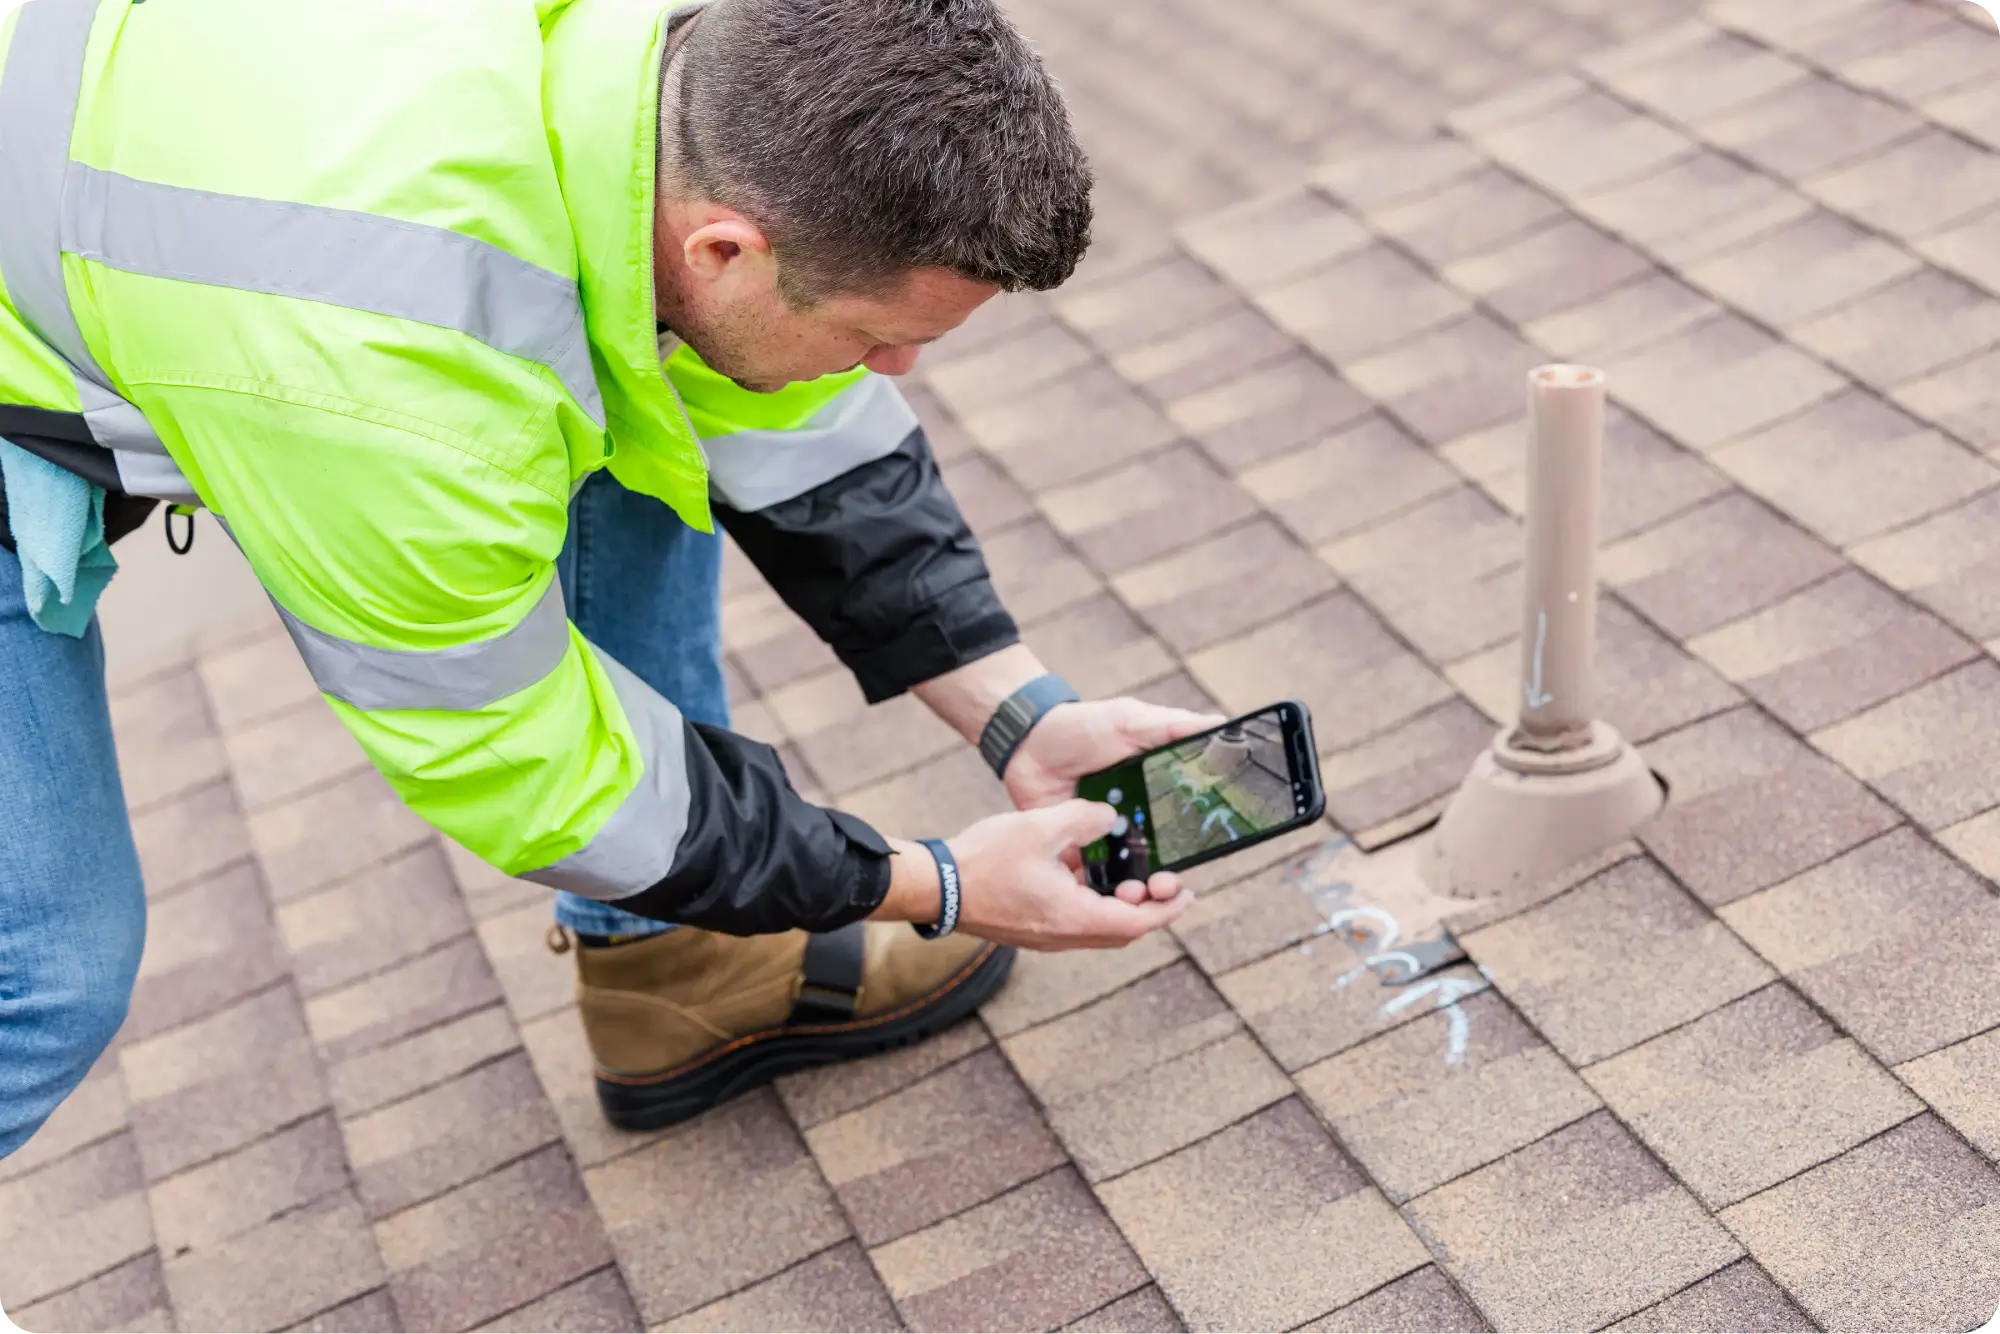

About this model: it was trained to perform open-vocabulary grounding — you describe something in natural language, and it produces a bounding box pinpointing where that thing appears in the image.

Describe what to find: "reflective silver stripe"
[62,165,607,426]
[0,0,171,460]
[112,449,197,504]
[273,577,572,713]
[525,648,692,900]
[705,375,920,511]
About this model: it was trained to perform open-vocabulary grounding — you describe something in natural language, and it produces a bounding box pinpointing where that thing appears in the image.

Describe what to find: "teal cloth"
[0,439,116,638]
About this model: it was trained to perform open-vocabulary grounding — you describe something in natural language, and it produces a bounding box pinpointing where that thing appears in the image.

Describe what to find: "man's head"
[653,0,1092,392]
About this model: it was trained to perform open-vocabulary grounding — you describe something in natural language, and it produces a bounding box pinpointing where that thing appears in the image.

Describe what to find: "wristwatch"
[977,674,1081,778]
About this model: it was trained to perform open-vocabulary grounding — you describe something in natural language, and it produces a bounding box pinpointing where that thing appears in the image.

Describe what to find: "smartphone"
[1075,700,1325,894]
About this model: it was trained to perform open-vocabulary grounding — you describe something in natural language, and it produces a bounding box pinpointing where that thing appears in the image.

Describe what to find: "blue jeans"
[0,471,724,1157]
[552,472,727,937]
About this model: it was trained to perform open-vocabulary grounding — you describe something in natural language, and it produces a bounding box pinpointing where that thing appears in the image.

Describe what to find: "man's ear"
[681,215,775,285]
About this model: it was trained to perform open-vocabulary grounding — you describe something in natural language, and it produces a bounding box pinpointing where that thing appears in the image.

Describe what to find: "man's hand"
[1003,697,1225,811]
[877,802,1190,950]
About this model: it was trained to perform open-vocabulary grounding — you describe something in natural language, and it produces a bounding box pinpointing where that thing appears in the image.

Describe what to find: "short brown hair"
[670,0,1094,303]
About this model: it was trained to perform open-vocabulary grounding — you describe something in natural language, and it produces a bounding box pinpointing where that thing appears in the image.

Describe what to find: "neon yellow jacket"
[0,0,1018,922]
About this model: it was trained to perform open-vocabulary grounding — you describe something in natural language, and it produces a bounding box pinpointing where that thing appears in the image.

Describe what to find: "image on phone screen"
[1076,705,1306,891]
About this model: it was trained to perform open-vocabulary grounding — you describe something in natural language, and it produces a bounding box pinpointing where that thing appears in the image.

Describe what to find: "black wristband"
[914,838,962,940]
[977,673,1081,778]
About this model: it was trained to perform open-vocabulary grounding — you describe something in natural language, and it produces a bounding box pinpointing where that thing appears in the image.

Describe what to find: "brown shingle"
[1462,857,1773,1065]
[1222,941,1491,1072]
[1639,707,1901,907]
[1688,569,1975,732]
[150,1112,352,1254]
[777,1019,991,1131]
[1794,269,2000,390]
[381,1145,613,1333]
[1039,446,1259,574]
[1319,700,1494,836]
[327,1006,521,1121]
[1442,406,1730,543]
[196,629,322,732]
[806,1047,1065,1245]
[1720,828,2000,1065]
[842,749,1010,843]
[109,667,229,814]
[1188,594,1453,753]
[1683,209,1920,329]
[286,1287,401,1332]
[923,321,1096,418]
[122,986,330,1182]
[222,698,370,813]
[1442,218,1653,325]
[656,1243,898,1334]
[0,1133,154,1309]
[1591,25,1810,124]
[1719,1116,2000,1331]
[1020,594,1178,699]
[959,366,1178,492]
[980,519,1104,628]
[0,1057,128,1184]
[248,768,435,904]
[873,1168,1147,1334]
[1600,492,1845,639]
[1583,984,1921,1207]
[1312,138,1485,212]
[1364,166,1564,267]
[1114,519,1341,656]
[1605,314,1845,452]
[1851,487,2000,642]
[1695,75,1922,181]
[125,862,287,1044]
[1475,90,1696,198]
[1893,344,2000,453]
[1298,989,1600,1202]
[1607,1259,1813,1333]
[1575,149,1811,268]
[1523,272,1720,364]
[1053,253,1239,357]
[1318,485,1522,665]
[475,901,578,1025]
[1254,245,1471,364]
[277,844,472,996]
[346,1053,560,1219]
[1100,1100,1429,1330]
[12,1251,172,1334]
[1814,660,2000,827]
[131,780,254,901]
[1110,305,1296,403]
[584,1091,845,1325]
[1407,1111,1741,1330]
[475,1267,639,1333]
[1239,415,1459,547]
[1165,352,1372,473]
[1176,186,1373,292]
[304,937,502,1065]
[1342,314,1549,446]
[1301,1266,1488,1333]
[1062,1285,1182,1333]
[1898,1027,2000,1162]
[1806,129,2000,241]
[1712,392,1992,548]
[165,1191,385,1334]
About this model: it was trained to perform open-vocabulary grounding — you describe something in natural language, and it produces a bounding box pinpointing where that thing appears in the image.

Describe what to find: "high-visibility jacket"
[0,0,1018,929]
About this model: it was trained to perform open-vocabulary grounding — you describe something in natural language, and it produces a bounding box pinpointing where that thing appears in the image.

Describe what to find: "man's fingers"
[1146,871,1184,901]
[1044,797,1119,848]
[1071,886,1193,945]
[1115,699,1228,750]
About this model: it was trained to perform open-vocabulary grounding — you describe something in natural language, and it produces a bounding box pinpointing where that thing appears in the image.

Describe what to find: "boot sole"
[594,943,1016,1131]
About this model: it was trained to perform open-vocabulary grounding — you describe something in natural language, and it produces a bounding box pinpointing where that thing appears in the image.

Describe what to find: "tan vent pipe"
[1418,364,1662,899]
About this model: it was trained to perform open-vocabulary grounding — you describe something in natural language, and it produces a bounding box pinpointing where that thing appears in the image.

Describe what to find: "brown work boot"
[565,922,1013,1130]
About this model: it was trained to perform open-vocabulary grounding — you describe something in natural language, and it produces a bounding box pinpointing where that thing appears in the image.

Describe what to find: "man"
[0,0,1214,1156]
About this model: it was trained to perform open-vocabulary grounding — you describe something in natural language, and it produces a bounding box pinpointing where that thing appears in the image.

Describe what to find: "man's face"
[655,203,1000,393]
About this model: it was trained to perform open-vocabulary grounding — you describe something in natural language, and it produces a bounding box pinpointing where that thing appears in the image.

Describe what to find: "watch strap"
[977,674,1081,778]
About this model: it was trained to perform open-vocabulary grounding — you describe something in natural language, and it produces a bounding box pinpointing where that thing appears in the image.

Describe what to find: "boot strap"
[790,921,867,1023]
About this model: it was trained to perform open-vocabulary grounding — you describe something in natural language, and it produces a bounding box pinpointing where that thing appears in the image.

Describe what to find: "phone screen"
[1077,704,1312,891]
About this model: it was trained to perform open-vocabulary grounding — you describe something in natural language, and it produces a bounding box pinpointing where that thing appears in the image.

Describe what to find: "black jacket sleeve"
[605,721,894,935]
[714,426,1019,703]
